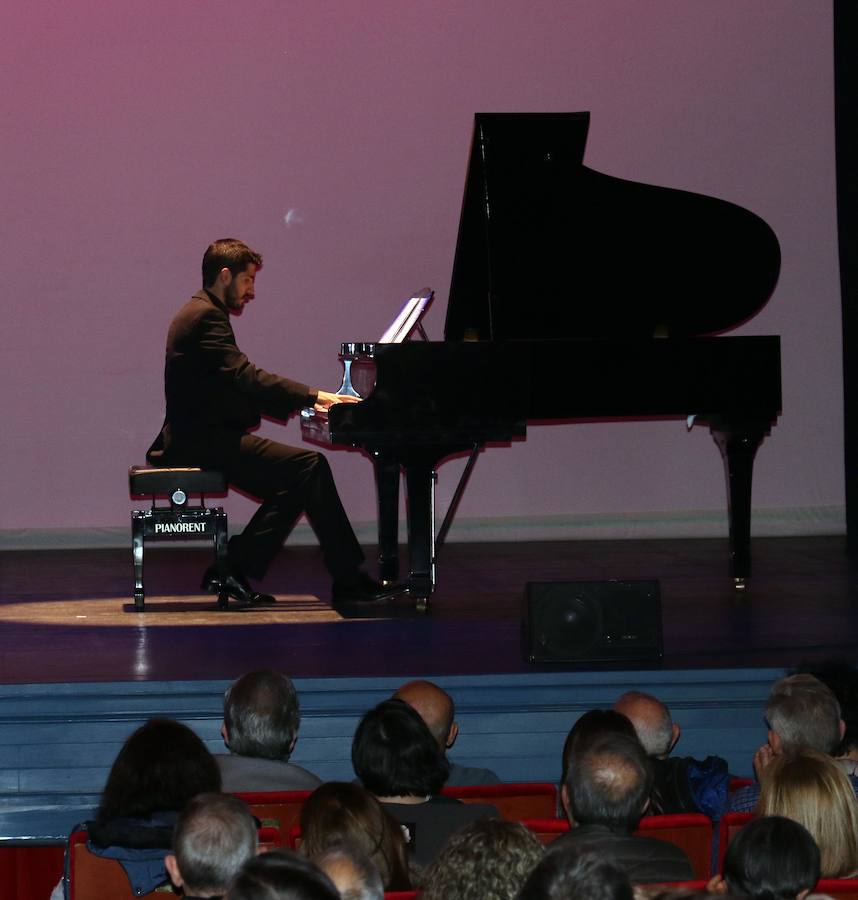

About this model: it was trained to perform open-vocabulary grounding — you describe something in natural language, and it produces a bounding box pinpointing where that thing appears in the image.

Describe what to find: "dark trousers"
[219,435,364,581]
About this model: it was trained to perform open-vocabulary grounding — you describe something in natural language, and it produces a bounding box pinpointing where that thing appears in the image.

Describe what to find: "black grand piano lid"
[445,112,782,342]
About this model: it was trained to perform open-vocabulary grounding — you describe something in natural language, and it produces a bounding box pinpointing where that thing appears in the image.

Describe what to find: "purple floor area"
[0,535,854,684]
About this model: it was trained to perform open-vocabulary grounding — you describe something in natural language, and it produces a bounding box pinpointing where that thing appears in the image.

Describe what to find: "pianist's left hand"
[314,390,361,413]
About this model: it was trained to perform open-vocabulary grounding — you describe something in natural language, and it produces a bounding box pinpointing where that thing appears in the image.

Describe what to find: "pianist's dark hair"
[202,238,263,288]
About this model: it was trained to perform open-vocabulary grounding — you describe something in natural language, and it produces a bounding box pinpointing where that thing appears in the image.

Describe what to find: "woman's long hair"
[300,782,412,890]
[97,717,221,823]
[758,749,858,877]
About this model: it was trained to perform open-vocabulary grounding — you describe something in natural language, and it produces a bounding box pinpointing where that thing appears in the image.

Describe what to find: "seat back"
[233,790,314,845]
[636,813,712,879]
[68,824,282,900]
[520,818,570,844]
[522,814,713,878]
[0,845,66,900]
[716,811,754,871]
[440,782,558,819]
[816,880,858,900]
[728,776,754,794]
[68,831,171,900]
[258,825,283,850]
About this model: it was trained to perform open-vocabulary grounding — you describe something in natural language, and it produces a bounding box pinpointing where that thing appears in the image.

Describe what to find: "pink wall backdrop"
[1,1,841,541]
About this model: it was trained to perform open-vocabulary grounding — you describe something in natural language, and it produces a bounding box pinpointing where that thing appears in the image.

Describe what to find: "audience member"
[51,718,222,900]
[758,750,858,878]
[227,849,340,900]
[165,793,259,899]
[313,844,384,900]
[707,815,821,900]
[351,698,499,867]
[393,679,502,785]
[554,732,694,882]
[516,846,634,900]
[217,669,321,791]
[561,709,638,785]
[729,674,848,813]
[421,818,544,900]
[795,658,858,775]
[299,781,412,891]
[614,690,730,818]
[647,892,740,900]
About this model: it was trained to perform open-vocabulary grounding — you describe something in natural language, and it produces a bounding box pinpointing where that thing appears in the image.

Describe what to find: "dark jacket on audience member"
[382,795,499,868]
[549,823,695,883]
[650,754,731,819]
[445,761,502,787]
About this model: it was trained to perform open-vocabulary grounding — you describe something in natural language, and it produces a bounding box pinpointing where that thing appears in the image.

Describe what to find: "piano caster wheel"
[733,577,747,592]
[414,596,429,613]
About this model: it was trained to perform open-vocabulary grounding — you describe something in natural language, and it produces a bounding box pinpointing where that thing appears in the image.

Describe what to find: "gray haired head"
[224,669,301,761]
[171,793,258,896]
[766,673,842,755]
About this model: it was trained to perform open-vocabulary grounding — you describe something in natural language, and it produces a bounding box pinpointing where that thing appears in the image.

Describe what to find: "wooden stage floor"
[1,535,856,685]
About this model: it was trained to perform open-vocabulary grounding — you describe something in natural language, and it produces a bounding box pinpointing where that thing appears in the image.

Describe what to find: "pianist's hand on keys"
[314,390,360,413]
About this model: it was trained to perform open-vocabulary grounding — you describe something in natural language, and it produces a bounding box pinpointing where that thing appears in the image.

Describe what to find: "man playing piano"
[147,238,395,606]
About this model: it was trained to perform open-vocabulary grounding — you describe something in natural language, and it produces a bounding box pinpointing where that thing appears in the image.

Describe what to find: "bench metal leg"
[213,510,230,610]
[131,512,145,611]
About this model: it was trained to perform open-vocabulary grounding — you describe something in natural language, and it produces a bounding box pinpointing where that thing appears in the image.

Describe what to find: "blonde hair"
[758,749,858,877]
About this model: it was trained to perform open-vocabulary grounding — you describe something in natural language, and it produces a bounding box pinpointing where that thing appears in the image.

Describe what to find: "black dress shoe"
[331,571,404,603]
[201,566,277,607]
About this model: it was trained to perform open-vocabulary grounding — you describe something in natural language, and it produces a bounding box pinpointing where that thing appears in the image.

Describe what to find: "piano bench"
[128,466,229,612]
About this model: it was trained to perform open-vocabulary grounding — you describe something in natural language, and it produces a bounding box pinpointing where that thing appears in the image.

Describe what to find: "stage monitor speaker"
[522,580,662,663]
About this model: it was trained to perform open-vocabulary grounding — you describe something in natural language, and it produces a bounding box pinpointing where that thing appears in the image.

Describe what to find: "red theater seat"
[0,845,66,900]
[815,880,858,900]
[520,817,570,844]
[68,830,168,900]
[523,813,713,879]
[440,782,558,819]
[233,789,314,845]
[67,825,280,900]
[637,813,713,879]
[717,811,753,871]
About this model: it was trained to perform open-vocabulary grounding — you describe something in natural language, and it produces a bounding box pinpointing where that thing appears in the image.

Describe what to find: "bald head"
[393,680,456,749]
[614,691,678,759]
[564,732,653,831]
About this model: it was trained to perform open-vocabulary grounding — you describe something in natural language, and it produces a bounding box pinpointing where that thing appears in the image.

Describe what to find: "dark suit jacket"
[148,290,316,466]
[550,823,695,883]
[383,796,500,868]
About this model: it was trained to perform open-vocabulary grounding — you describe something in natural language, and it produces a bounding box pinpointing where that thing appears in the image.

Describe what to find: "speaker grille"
[523,580,662,663]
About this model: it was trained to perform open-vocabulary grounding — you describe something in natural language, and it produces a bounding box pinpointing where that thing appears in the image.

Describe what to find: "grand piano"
[302,112,782,606]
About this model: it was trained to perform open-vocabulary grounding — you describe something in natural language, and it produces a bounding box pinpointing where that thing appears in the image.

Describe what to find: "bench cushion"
[129,466,226,496]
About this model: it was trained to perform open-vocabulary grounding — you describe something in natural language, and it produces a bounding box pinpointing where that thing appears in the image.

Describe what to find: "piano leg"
[403,456,437,606]
[373,454,401,584]
[709,418,771,588]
